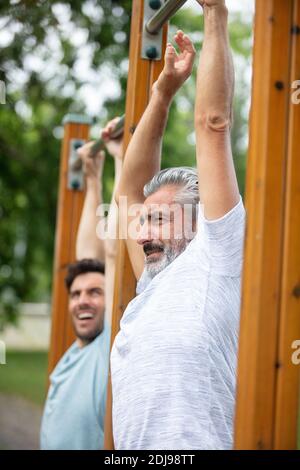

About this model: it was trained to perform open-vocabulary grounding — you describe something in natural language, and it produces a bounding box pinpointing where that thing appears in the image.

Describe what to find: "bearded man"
[111,0,245,450]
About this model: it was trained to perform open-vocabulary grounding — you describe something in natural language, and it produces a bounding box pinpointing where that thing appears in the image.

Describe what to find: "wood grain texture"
[234,0,294,450]
[274,0,300,450]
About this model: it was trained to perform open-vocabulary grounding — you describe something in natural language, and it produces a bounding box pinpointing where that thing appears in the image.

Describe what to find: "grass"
[0,350,48,406]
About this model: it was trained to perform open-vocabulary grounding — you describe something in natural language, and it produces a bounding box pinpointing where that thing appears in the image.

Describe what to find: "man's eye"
[91,289,102,296]
[151,214,163,223]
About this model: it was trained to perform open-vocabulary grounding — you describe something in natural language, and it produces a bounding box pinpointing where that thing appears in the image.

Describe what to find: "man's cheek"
[159,223,172,240]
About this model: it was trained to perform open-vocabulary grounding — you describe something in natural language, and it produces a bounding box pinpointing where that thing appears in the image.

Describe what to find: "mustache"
[76,304,96,313]
[143,242,164,256]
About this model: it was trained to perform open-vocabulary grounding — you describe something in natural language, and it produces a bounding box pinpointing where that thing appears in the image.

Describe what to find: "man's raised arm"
[76,119,123,324]
[195,0,240,220]
[116,31,195,279]
[76,144,106,262]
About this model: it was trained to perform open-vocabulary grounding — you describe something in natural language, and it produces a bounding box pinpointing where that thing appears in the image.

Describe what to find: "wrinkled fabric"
[111,199,245,450]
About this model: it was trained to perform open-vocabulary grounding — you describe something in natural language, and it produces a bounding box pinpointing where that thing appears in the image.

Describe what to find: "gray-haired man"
[112,0,245,450]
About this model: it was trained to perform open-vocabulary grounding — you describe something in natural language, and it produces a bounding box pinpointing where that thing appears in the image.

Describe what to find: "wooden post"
[274,0,300,450]
[48,115,92,374]
[235,0,300,449]
[104,0,168,449]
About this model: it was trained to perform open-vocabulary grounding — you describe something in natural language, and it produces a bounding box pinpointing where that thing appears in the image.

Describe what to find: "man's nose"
[137,221,152,246]
[78,292,90,306]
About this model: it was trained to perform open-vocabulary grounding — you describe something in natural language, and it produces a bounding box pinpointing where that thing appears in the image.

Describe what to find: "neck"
[76,337,92,349]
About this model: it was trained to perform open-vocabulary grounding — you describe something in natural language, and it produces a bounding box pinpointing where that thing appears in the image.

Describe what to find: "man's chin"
[144,242,188,279]
[75,329,101,344]
[145,255,168,279]
[72,321,103,344]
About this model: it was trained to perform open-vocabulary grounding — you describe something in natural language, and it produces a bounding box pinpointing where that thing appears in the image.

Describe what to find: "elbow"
[195,111,233,134]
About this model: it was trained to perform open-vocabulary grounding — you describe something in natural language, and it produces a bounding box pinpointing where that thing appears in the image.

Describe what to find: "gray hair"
[143,167,199,212]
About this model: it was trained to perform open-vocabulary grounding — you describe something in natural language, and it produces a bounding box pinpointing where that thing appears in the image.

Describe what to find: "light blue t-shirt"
[40,322,110,450]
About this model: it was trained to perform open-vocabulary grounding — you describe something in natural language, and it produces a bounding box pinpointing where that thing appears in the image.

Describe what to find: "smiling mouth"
[144,250,165,264]
[146,250,162,257]
[77,313,94,320]
[143,244,164,258]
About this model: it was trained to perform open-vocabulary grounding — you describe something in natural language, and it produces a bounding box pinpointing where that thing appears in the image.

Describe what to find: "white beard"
[145,238,190,279]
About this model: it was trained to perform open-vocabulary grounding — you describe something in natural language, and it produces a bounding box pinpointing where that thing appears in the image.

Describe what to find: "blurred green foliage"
[0,1,253,328]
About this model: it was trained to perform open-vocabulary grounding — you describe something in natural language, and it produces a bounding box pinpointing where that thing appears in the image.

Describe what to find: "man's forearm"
[116,89,172,203]
[76,178,105,261]
[104,157,122,324]
[105,157,122,261]
[195,3,239,219]
[196,5,233,128]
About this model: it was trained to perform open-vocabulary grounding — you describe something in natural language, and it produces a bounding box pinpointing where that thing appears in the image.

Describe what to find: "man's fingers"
[174,30,186,53]
[196,0,225,7]
[102,116,121,140]
[183,34,196,55]
[77,141,93,158]
[76,140,104,167]
[164,43,176,73]
[174,30,185,50]
[174,31,195,55]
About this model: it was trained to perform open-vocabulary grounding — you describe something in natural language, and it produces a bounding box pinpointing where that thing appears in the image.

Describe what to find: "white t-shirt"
[111,199,245,450]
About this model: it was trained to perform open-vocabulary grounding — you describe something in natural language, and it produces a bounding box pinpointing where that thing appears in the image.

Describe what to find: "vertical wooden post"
[274,0,300,450]
[48,115,92,374]
[104,0,168,449]
[235,0,300,449]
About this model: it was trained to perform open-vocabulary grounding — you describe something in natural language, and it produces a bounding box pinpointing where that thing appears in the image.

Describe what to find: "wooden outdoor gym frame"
[47,0,300,450]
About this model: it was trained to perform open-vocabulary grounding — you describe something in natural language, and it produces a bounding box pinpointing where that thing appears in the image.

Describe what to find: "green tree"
[0,0,132,328]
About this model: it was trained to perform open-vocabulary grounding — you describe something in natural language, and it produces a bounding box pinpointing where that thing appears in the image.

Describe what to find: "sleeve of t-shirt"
[194,197,246,277]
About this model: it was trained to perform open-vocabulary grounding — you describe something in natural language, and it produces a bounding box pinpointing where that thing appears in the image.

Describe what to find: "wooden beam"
[47,116,91,375]
[274,0,300,450]
[104,0,168,449]
[234,0,294,450]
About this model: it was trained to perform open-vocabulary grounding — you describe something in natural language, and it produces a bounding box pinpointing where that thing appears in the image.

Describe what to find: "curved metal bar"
[146,0,189,35]
[71,115,125,171]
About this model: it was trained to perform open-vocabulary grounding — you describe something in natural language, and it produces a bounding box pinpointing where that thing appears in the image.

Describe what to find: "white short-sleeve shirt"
[111,199,245,450]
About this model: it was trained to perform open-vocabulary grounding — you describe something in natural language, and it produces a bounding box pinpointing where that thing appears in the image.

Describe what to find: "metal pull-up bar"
[146,0,189,35]
[71,115,125,172]
[142,0,188,60]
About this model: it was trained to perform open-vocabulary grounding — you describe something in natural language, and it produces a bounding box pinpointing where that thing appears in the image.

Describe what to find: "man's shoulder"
[90,326,111,364]
[49,341,79,376]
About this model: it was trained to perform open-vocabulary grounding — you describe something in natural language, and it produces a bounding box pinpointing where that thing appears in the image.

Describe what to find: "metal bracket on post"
[67,139,86,191]
[62,113,93,191]
[141,0,164,60]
